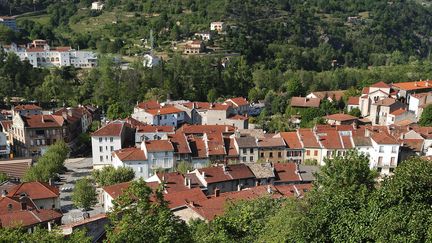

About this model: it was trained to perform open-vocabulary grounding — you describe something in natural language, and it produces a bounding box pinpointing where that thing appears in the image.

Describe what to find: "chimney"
[1,190,7,197]
[48,178,53,186]
[237,184,242,191]
[62,111,68,120]
[267,185,272,194]
[201,171,206,178]
[222,164,227,172]
[187,178,191,189]
[41,116,45,123]
[214,188,220,197]
[184,176,188,186]
[189,201,195,207]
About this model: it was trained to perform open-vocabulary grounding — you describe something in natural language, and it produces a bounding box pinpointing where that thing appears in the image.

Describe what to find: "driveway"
[60,157,104,224]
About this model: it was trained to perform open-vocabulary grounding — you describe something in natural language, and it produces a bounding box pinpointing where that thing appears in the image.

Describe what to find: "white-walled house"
[112,140,175,179]
[135,125,175,144]
[91,121,133,169]
[369,131,400,175]
[132,102,186,127]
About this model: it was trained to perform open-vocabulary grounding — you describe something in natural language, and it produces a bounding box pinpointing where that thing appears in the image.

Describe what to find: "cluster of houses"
[101,162,314,222]
[1,104,97,157]
[2,39,98,68]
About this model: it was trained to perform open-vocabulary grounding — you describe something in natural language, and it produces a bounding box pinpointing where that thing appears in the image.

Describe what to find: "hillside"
[7,0,432,70]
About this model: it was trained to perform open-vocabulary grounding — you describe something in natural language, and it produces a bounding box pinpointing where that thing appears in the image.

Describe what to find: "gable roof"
[371,132,399,145]
[348,96,360,105]
[113,147,147,161]
[145,106,183,116]
[145,140,174,152]
[245,163,275,179]
[169,132,192,154]
[290,97,320,108]
[298,129,320,148]
[274,163,302,183]
[257,137,286,148]
[310,90,345,101]
[279,132,302,149]
[14,104,42,111]
[23,115,64,128]
[92,121,124,137]
[371,81,391,88]
[0,159,32,179]
[235,136,258,148]
[324,113,358,122]
[0,209,62,228]
[225,97,249,107]
[197,164,255,184]
[392,80,432,91]
[179,124,235,134]
[8,182,59,200]
[136,100,160,110]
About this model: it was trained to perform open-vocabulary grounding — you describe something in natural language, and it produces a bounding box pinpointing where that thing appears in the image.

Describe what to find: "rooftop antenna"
[150,29,154,55]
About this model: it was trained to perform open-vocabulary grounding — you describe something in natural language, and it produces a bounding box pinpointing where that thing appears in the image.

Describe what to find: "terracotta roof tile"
[392,80,432,91]
[179,124,235,134]
[23,115,64,128]
[92,121,124,137]
[14,104,42,111]
[224,137,238,157]
[371,81,391,88]
[290,97,320,108]
[169,132,192,154]
[225,97,249,107]
[371,132,399,145]
[298,129,320,148]
[164,188,207,209]
[0,209,62,228]
[257,137,286,147]
[390,108,406,116]
[189,136,207,158]
[274,163,302,183]
[279,132,302,149]
[113,147,147,161]
[8,182,59,200]
[137,125,175,133]
[145,140,174,152]
[136,100,160,110]
[198,164,255,184]
[309,90,345,101]
[374,98,398,106]
[0,159,32,179]
[324,113,358,121]
[348,96,360,105]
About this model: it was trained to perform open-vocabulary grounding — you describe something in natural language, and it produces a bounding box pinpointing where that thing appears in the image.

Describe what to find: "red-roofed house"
[324,113,358,125]
[7,181,60,210]
[188,164,256,195]
[276,132,303,163]
[257,137,286,163]
[369,130,400,175]
[135,125,175,144]
[224,97,250,114]
[111,139,175,179]
[370,98,406,125]
[392,80,432,102]
[132,102,186,127]
[359,81,394,117]
[91,120,135,169]
[290,97,320,108]
[298,129,322,164]
[12,104,42,117]
[347,96,360,111]
[307,90,345,102]
[12,113,66,157]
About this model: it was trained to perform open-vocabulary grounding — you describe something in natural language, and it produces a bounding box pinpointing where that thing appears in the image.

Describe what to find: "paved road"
[60,157,104,225]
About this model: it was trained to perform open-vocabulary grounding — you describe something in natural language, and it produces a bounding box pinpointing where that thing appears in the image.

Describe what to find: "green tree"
[0,226,91,242]
[92,166,135,186]
[348,107,361,117]
[0,172,7,183]
[72,178,97,210]
[419,104,432,126]
[175,161,193,174]
[106,179,191,242]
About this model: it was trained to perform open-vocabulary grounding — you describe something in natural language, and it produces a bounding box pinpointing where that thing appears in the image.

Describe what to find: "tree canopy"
[92,166,135,187]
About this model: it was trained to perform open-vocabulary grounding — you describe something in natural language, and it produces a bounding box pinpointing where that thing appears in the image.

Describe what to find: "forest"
[2,0,432,129]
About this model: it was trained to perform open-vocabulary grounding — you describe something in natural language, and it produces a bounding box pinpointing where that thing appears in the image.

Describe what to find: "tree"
[106,179,191,242]
[419,104,432,126]
[0,172,7,183]
[0,226,91,242]
[72,178,97,210]
[348,107,361,117]
[23,141,69,182]
[92,166,135,186]
[175,161,193,174]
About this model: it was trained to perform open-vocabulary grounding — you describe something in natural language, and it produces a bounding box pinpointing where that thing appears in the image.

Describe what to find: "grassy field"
[17,13,50,25]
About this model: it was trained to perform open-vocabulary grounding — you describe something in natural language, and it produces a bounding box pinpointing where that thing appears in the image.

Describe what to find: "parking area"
[60,157,104,224]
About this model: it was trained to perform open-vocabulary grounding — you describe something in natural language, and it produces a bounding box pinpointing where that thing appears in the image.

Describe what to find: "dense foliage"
[92,166,135,186]
[0,226,91,242]
[72,177,98,210]
[23,141,69,182]
[105,179,191,242]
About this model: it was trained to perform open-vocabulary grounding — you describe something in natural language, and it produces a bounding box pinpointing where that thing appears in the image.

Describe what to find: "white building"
[112,140,175,179]
[194,32,212,41]
[135,125,175,144]
[369,131,400,175]
[0,16,17,31]
[91,1,104,10]
[143,54,160,68]
[132,103,186,127]
[91,120,132,169]
[4,41,97,68]
[210,22,225,32]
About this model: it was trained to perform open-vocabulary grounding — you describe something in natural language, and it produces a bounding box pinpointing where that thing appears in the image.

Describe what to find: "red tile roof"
[316,130,343,149]
[92,121,124,137]
[279,132,302,149]
[298,129,320,148]
[290,97,320,108]
[206,133,226,155]
[145,140,174,152]
[136,100,160,110]
[137,125,175,133]
[124,117,147,128]
[348,96,360,105]
[14,104,42,111]
[224,137,239,157]
[0,209,62,228]
[145,106,183,116]
[371,81,391,88]
[103,181,159,200]
[8,182,59,200]
[23,115,64,128]
[189,136,207,158]
[274,163,301,183]
[157,172,191,193]
[113,147,147,161]
[182,102,231,111]
[390,108,406,116]
[225,97,249,107]
[227,114,248,120]
[392,80,432,91]
[324,113,358,121]
[179,124,235,134]
[169,132,192,154]
[371,132,399,145]
[362,87,370,94]
[374,98,398,106]
[257,137,286,147]
[164,188,207,209]
[198,164,255,184]
[0,159,32,179]
[309,90,345,101]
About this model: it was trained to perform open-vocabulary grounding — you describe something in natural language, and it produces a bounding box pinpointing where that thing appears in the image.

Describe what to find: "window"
[139,167,143,173]
[99,146,103,152]
[250,156,254,162]
[110,146,114,151]
[314,150,318,156]
[379,146,384,153]
[100,156,103,162]
[390,157,396,166]
[278,152,282,158]
[391,146,397,153]
[327,151,331,157]
[269,152,273,158]
[260,152,264,157]
[110,137,113,142]
[165,151,168,156]
[306,150,310,156]
[243,148,247,154]
[250,148,253,153]
[164,158,169,167]
[242,156,246,162]
[378,156,383,166]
